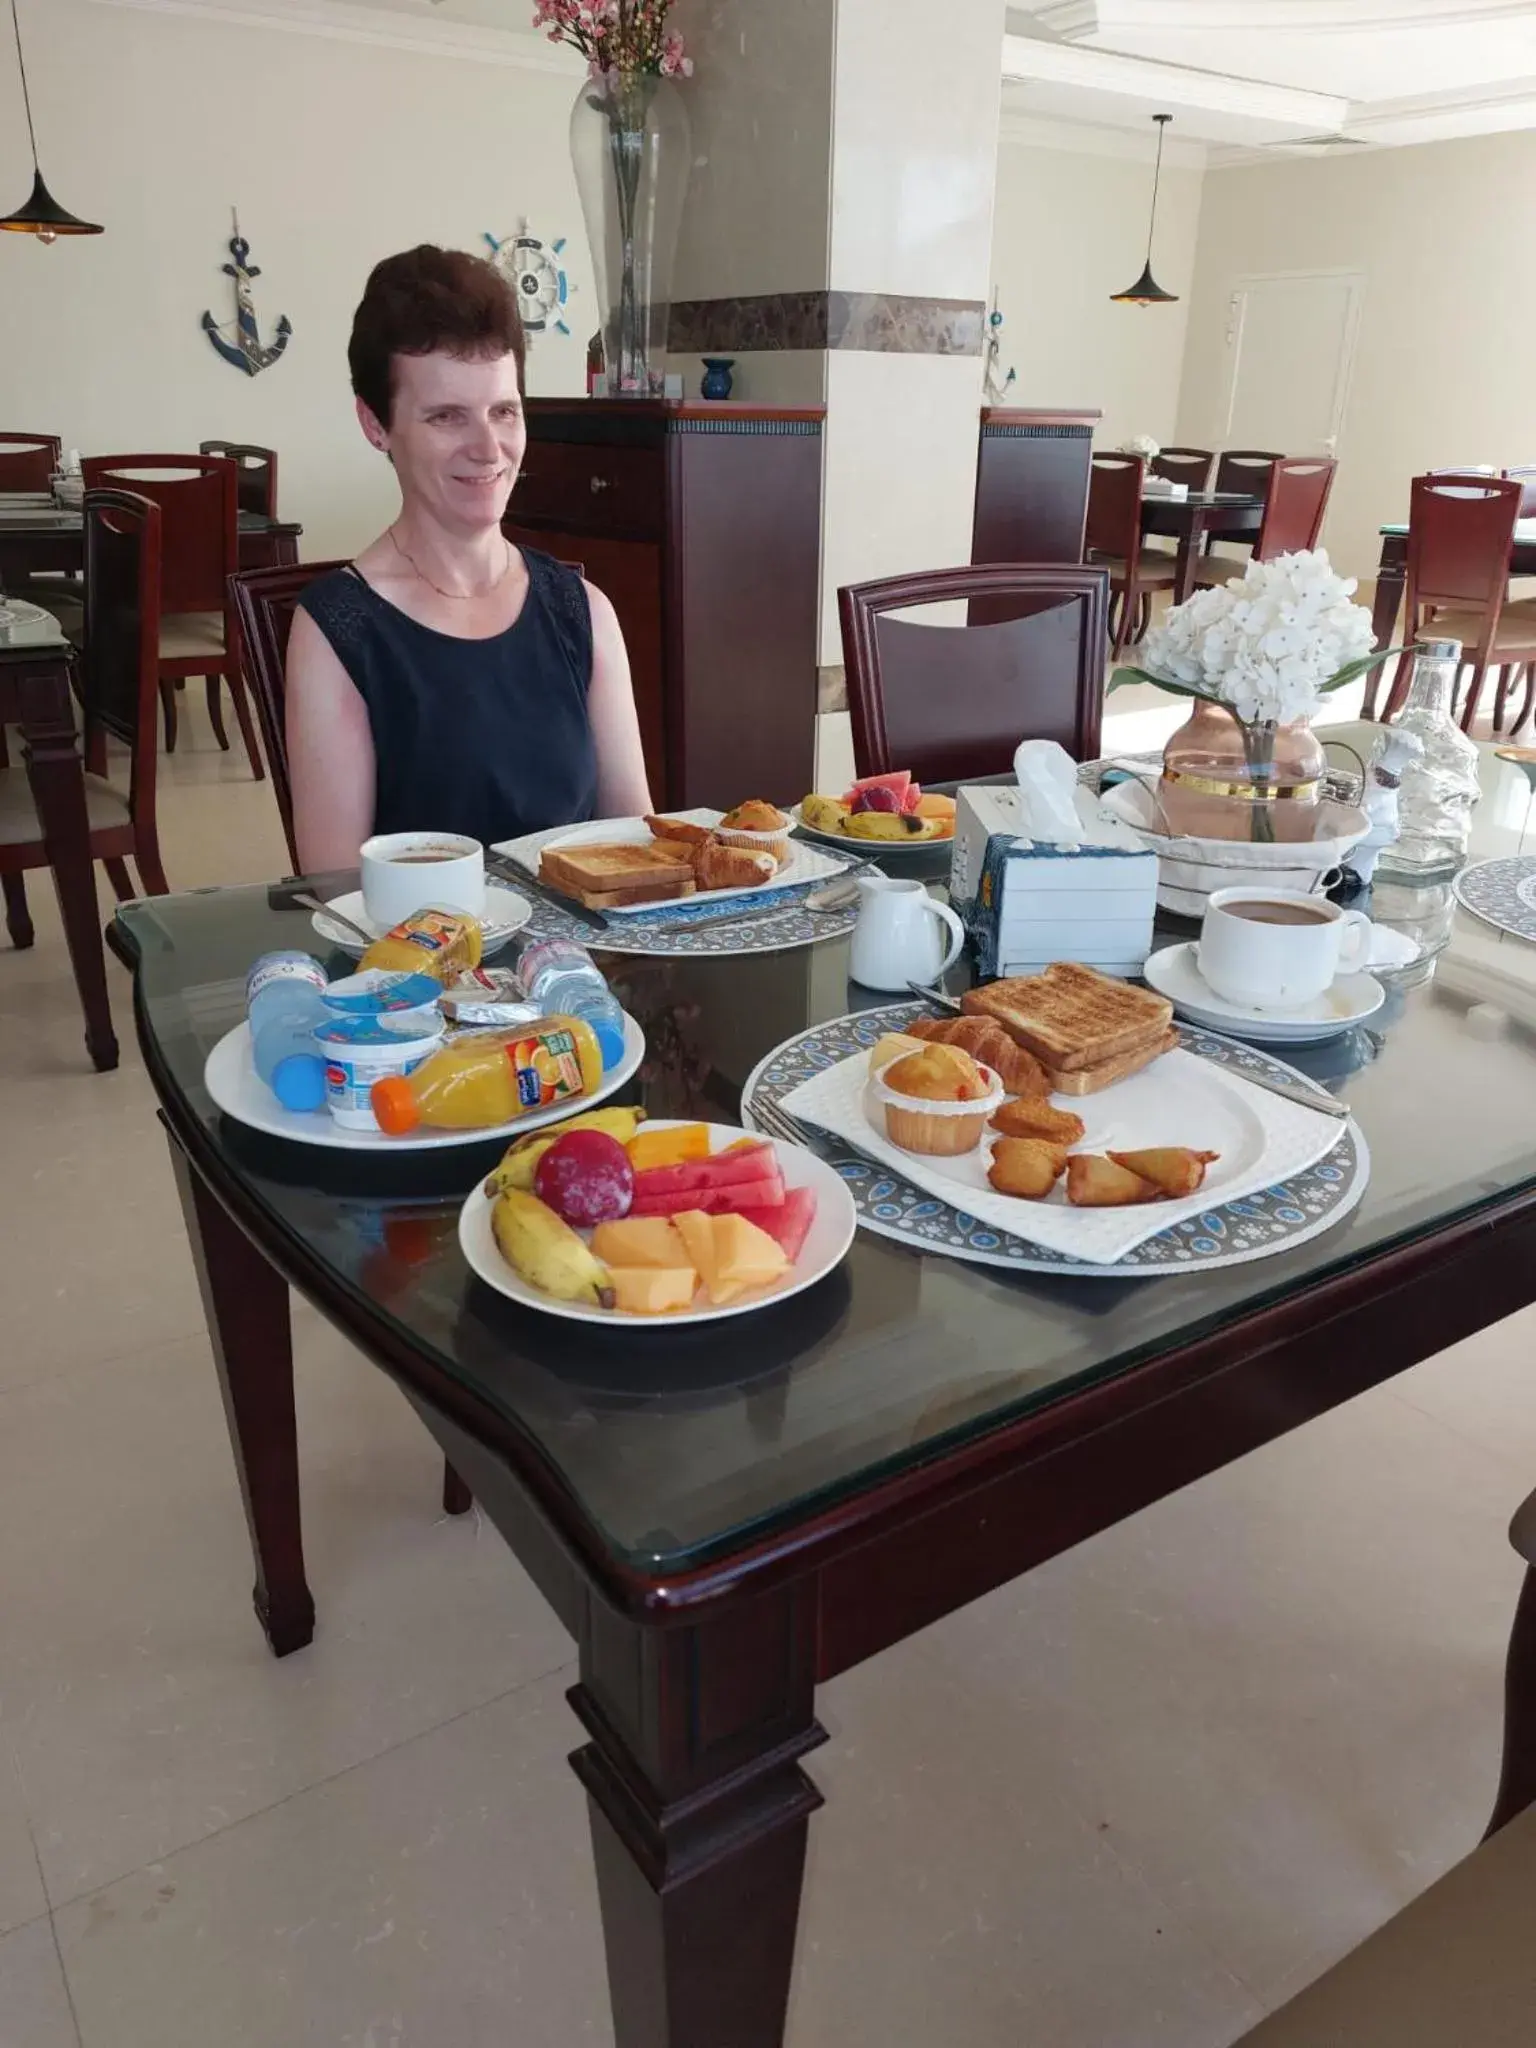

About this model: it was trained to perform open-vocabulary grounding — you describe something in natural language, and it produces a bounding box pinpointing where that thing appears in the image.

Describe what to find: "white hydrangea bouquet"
[1111,549,1397,841]
[1121,434,1160,459]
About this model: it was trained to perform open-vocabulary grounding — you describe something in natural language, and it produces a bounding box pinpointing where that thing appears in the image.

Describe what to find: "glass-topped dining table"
[113,752,1536,2048]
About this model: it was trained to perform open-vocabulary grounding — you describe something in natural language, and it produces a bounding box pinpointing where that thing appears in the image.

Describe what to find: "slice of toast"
[540,840,695,909]
[1042,1027,1179,1097]
[962,963,1173,1072]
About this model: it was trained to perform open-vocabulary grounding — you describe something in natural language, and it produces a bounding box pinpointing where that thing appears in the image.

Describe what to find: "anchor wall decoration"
[201,210,292,376]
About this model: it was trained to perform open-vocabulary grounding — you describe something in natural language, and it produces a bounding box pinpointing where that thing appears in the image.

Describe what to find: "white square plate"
[535,810,846,913]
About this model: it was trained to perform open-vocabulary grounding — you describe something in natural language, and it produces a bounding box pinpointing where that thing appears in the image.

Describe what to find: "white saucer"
[310,882,532,957]
[1143,942,1385,1045]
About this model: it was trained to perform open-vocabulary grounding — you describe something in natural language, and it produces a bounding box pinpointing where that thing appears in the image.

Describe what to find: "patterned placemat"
[741,1003,1369,1279]
[1453,855,1536,944]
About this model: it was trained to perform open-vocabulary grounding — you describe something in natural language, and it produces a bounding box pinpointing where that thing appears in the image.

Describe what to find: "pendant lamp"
[1111,113,1175,306]
[1,0,102,240]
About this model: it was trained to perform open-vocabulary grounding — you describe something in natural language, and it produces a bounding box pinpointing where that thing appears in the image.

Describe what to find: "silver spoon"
[290,891,376,948]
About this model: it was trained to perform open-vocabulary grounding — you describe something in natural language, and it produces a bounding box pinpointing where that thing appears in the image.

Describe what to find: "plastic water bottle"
[247,952,330,1111]
[509,934,626,1070]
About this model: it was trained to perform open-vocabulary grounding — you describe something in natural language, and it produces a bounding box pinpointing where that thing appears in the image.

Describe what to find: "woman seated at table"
[286,244,651,872]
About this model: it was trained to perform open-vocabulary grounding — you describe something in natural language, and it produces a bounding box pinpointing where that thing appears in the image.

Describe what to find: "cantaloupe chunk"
[712,1214,791,1291]
[591,1217,690,1269]
[609,1266,698,1315]
[671,1211,721,1296]
[626,1123,711,1171]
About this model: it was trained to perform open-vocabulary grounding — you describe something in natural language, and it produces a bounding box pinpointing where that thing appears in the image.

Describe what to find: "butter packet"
[438,967,542,1031]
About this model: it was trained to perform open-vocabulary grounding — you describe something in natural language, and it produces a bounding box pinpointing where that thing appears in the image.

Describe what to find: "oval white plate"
[790,804,953,857]
[204,1010,644,1151]
[1144,941,1385,1045]
[539,811,846,913]
[459,1119,858,1326]
[310,882,532,957]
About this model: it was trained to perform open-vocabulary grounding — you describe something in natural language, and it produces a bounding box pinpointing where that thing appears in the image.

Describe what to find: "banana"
[490,1191,616,1309]
[842,809,940,842]
[483,1106,647,1197]
[800,793,851,835]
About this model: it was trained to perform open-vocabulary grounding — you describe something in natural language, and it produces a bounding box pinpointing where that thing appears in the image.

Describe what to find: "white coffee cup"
[849,874,965,992]
[1197,886,1372,1012]
[359,830,486,929]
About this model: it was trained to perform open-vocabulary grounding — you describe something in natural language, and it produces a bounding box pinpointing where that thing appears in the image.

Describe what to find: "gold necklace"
[388,525,513,601]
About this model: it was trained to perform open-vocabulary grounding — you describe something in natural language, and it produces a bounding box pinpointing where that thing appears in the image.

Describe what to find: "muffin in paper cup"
[716,802,791,869]
[872,1055,1005,1157]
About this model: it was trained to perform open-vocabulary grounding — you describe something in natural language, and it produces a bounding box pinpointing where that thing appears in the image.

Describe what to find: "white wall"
[1177,130,1536,581]
[0,0,588,560]
[989,119,1205,446]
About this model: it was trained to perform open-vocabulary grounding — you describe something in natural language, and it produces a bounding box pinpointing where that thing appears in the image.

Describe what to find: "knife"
[487,854,610,931]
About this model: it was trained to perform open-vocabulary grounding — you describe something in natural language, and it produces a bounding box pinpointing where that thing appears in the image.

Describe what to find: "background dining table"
[0,491,302,583]
[111,760,1536,2048]
[1140,489,1264,603]
[1370,515,1536,651]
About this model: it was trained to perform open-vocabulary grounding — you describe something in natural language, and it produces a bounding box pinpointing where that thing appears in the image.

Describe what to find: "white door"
[1220,270,1364,457]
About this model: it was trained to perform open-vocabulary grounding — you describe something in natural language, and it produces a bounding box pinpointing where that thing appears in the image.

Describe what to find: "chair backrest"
[1151,446,1214,491]
[1085,453,1144,565]
[199,440,278,518]
[229,559,345,869]
[1253,457,1336,559]
[81,488,162,822]
[1502,465,1536,516]
[80,454,237,617]
[838,564,1110,783]
[1405,472,1522,611]
[1214,449,1284,498]
[0,432,61,491]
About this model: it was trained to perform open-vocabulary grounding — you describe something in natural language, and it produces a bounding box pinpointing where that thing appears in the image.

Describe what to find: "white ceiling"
[1003,0,1536,157]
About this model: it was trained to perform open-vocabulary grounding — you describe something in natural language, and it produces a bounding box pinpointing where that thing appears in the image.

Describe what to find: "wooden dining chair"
[1382,474,1536,732]
[1212,448,1285,497]
[1502,465,1536,516]
[838,563,1110,783]
[1150,446,1214,491]
[199,441,278,519]
[82,453,264,777]
[1,489,170,950]
[1196,457,1336,585]
[228,559,346,869]
[0,432,60,492]
[1085,453,1175,659]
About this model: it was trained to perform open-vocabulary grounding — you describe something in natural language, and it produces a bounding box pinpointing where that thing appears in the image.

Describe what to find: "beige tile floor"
[1,697,1533,2048]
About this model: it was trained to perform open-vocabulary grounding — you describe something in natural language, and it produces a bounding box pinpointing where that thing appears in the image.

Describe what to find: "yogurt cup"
[315,1014,445,1132]
[321,969,443,1027]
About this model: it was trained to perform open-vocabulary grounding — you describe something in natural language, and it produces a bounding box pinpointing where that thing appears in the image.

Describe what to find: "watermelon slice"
[899,781,924,815]
[733,1186,817,1260]
[841,769,911,809]
[630,1172,785,1219]
[630,1142,776,1205]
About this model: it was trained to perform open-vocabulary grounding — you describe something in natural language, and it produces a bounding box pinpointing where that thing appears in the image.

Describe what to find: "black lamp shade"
[0,166,103,236]
[1110,260,1178,306]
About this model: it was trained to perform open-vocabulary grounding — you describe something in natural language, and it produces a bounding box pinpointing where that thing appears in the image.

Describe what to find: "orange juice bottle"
[358,909,482,982]
[371,1015,603,1135]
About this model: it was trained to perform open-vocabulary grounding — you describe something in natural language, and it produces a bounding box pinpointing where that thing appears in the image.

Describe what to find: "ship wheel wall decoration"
[202,209,291,376]
[484,221,572,337]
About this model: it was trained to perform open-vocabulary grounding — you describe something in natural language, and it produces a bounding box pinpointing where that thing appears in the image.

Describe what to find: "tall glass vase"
[570,72,691,398]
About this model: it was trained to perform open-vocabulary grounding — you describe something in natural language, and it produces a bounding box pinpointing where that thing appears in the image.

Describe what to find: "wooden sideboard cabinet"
[971,406,1101,567]
[504,400,824,811]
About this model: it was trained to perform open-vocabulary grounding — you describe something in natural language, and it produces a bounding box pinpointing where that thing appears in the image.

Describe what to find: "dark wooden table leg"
[17,653,118,1071]
[1366,540,1407,719]
[570,1587,826,2047]
[441,1462,473,1516]
[1485,1489,1536,1837]
[1171,512,1202,605]
[167,1132,316,1657]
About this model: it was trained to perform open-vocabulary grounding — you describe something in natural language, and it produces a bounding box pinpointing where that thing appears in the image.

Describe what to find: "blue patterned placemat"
[742,1004,1368,1278]
[1453,855,1536,944]
[514,881,858,958]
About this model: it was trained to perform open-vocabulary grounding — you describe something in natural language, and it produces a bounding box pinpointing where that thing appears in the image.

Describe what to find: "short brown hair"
[348,245,525,426]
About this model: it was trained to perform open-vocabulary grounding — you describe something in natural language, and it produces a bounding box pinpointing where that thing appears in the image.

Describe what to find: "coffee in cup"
[360,831,485,928]
[1197,886,1372,1011]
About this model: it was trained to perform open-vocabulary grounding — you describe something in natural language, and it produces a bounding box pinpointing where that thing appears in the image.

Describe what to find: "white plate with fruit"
[793,772,956,853]
[459,1116,858,1325]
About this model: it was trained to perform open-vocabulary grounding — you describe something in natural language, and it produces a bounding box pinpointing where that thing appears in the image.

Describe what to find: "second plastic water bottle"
[247,952,330,1111]
[510,935,626,1069]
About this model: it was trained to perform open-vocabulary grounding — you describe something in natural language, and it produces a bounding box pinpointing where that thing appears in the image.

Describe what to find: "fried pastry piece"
[989,1097,1086,1146]
[1107,1147,1219,1198]
[695,841,777,891]
[987,1138,1069,1199]
[1065,1154,1160,1207]
[644,815,716,850]
[906,1015,1048,1098]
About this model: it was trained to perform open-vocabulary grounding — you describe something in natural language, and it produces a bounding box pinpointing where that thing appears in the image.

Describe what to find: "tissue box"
[950,784,1159,981]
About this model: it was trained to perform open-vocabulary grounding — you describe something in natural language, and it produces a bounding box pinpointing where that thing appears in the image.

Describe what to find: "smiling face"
[358,348,526,535]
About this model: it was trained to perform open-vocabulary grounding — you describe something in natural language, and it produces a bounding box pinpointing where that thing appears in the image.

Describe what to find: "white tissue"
[1012,739,1085,848]
[64,450,82,475]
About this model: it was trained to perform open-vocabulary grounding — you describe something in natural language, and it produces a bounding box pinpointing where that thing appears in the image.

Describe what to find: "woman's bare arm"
[285,607,378,873]
[586,580,653,817]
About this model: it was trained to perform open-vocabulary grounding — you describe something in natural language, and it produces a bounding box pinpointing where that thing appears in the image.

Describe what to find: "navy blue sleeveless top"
[297,546,598,846]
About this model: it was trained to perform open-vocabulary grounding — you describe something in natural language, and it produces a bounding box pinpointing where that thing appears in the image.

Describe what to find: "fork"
[748,1095,824,1149]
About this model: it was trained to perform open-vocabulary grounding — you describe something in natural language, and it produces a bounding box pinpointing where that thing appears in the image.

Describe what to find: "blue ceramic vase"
[700,357,735,401]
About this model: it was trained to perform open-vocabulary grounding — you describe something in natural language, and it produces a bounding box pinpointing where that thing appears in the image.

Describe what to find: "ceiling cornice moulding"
[998,105,1209,164]
[1028,0,1536,29]
[83,0,584,74]
[1001,33,1346,126]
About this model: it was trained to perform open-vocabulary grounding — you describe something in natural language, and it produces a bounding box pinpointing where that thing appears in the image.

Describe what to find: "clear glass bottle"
[1377,640,1483,878]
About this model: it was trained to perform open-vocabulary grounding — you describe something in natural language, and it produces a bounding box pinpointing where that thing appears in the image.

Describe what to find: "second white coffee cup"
[359,830,486,929]
[1197,886,1372,1011]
